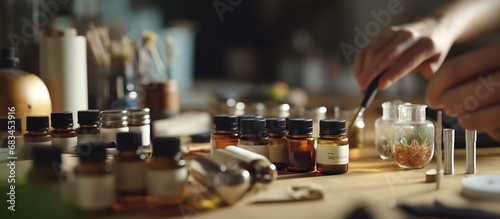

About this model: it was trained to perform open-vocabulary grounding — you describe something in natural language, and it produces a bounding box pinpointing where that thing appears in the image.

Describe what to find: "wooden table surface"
[109,146,500,219]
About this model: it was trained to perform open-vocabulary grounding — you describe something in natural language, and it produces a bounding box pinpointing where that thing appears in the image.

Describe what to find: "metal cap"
[443,129,455,142]
[100,109,128,127]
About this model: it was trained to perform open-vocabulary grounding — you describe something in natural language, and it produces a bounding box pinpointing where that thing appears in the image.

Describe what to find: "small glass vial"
[265,118,286,170]
[51,112,77,152]
[285,118,315,172]
[0,117,24,160]
[316,119,349,174]
[237,118,270,158]
[74,142,114,214]
[392,104,435,169]
[100,109,129,146]
[210,114,238,151]
[127,108,151,152]
[115,132,146,202]
[374,101,402,160]
[146,137,188,207]
[24,116,52,159]
[77,110,101,145]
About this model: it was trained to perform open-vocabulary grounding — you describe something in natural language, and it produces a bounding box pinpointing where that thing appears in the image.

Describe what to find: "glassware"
[392,104,434,169]
[374,100,404,160]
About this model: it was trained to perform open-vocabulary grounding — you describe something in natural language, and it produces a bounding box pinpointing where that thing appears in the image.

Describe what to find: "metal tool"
[348,74,383,133]
[465,130,477,174]
[443,129,455,175]
[436,111,443,189]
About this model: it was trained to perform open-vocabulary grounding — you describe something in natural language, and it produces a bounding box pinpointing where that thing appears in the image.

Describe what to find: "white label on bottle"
[129,125,150,146]
[316,144,349,165]
[115,161,146,191]
[236,144,269,158]
[268,143,286,163]
[52,137,77,151]
[146,168,188,197]
[77,134,101,145]
[25,141,52,159]
[75,174,115,210]
[101,127,129,143]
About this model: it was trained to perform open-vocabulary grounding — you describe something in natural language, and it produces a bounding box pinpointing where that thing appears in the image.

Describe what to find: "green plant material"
[398,126,433,148]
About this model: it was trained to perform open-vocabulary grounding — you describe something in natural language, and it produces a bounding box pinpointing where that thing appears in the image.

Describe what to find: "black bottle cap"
[78,110,100,125]
[26,116,49,131]
[237,115,257,128]
[320,119,346,135]
[287,118,313,135]
[240,118,266,134]
[266,118,285,133]
[152,137,181,156]
[77,142,109,162]
[51,112,73,128]
[0,47,18,68]
[116,132,142,151]
[0,117,21,132]
[213,114,237,131]
[32,146,62,166]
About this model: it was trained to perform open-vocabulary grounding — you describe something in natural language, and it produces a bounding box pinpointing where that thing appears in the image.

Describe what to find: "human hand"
[426,42,500,141]
[354,17,455,90]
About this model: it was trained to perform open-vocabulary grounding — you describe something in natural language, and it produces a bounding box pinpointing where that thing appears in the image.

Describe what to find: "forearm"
[428,0,500,43]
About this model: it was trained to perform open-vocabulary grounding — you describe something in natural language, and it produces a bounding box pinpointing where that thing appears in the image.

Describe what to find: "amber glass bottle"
[316,119,349,174]
[76,110,101,145]
[146,137,188,207]
[285,118,315,172]
[210,114,238,151]
[115,132,146,203]
[237,118,269,158]
[265,118,286,170]
[51,112,77,152]
[74,142,114,214]
[24,116,51,159]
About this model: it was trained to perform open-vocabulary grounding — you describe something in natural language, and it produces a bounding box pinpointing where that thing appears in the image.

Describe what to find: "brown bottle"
[210,114,238,151]
[146,137,188,207]
[237,118,270,158]
[115,132,146,203]
[285,118,315,172]
[316,119,349,174]
[265,118,286,170]
[76,110,101,145]
[24,116,51,159]
[74,142,114,214]
[51,112,77,152]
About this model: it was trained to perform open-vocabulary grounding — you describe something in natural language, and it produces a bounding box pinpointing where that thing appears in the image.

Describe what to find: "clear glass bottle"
[0,117,24,161]
[285,118,315,172]
[24,116,52,159]
[316,119,349,174]
[127,108,151,153]
[100,109,128,149]
[76,110,101,145]
[392,104,435,169]
[51,112,77,152]
[146,137,188,207]
[73,142,114,214]
[265,118,286,170]
[237,118,270,158]
[210,114,238,151]
[115,132,146,203]
[374,101,403,160]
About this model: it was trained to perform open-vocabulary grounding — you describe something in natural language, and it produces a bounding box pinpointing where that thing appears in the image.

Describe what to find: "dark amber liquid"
[211,130,238,150]
[317,135,349,174]
[285,134,315,172]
